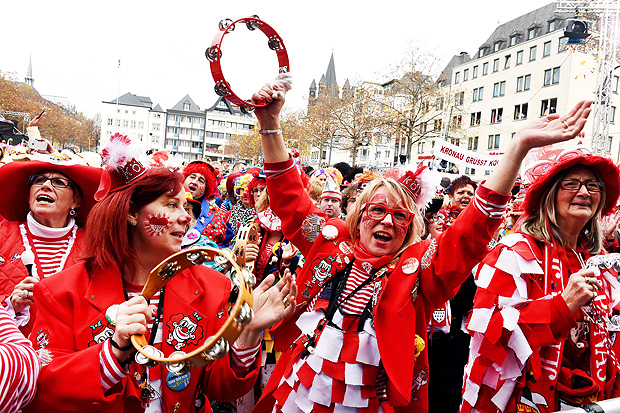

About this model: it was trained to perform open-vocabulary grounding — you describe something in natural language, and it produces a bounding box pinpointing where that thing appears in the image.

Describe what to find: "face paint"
[369,193,389,204]
[144,213,172,236]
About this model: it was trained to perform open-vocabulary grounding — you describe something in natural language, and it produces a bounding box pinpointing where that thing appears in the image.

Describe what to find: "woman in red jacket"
[26,134,296,413]
[249,84,592,412]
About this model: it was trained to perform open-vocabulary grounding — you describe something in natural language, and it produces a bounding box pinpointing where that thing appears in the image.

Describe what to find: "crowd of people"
[1,89,620,413]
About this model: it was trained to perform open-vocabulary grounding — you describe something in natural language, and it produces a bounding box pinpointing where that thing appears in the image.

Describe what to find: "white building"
[164,95,206,161]
[203,97,257,162]
[100,93,166,151]
[422,2,619,180]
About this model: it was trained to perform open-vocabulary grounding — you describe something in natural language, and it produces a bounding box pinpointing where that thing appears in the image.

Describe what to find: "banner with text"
[433,139,503,171]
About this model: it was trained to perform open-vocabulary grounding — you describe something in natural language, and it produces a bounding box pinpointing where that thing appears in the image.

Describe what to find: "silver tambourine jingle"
[203,336,230,361]
[166,351,192,376]
[135,345,162,368]
[234,303,254,327]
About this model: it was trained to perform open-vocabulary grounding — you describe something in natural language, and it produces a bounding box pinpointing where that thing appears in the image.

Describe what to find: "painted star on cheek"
[144,213,172,236]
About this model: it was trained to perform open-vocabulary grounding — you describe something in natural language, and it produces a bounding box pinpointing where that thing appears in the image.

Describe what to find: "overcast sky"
[2,0,551,118]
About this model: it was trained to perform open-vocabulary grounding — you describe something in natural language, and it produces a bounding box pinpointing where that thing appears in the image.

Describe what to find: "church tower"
[25,54,34,87]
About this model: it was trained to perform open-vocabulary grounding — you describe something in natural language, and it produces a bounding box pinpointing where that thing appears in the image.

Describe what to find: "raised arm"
[252,84,289,163]
[483,100,592,195]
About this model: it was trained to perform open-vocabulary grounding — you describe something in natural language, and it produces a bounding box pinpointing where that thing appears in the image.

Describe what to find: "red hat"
[321,175,342,201]
[95,133,148,201]
[182,161,217,200]
[523,147,620,216]
[0,158,102,227]
[397,164,440,210]
[247,171,266,208]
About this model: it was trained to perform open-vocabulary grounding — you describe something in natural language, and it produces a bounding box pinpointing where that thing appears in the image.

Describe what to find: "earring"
[128,219,137,227]
[69,208,76,216]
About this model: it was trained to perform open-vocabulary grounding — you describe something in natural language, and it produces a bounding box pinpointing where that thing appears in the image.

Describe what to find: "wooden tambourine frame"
[206,16,290,114]
[233,222,261,274]
[130,247,255,376]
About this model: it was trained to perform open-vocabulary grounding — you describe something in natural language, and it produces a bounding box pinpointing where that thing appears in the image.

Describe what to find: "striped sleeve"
[263,157,295,178]
[230,342,260,375]
[472,184,510,219]
[99,339,129,391]
[0,307,40,413]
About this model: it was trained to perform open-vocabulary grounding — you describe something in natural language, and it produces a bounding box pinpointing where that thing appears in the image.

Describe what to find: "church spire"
[25,54,34,87]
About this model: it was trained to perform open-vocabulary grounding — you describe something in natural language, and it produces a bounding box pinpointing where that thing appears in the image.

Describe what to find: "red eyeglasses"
[362,202,413,227]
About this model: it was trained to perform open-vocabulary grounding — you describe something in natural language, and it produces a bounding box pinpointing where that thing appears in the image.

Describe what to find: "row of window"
[463,68,561,104]
[207,119,253,129]
[479,19,562,58]
[456,39,564,84]
[107,119,146,129]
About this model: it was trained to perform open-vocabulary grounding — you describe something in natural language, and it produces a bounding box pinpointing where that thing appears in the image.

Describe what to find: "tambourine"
[586,253,620,274]
[233,222,261,273]
[206,15,289,114]
[130,247,256,375]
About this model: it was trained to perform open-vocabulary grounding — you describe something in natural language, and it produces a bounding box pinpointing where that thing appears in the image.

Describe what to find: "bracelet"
[110,337,133,352]
[259,129,282,135]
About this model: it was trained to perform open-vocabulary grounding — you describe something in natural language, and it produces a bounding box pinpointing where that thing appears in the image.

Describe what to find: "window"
[455,72,460,84]
[473,87,484,102]
[494,42,501,53]
[540,98,558,116]
[107,119,113,126]
[504,55,511,69]
[433,119,442,132]
[466,168,476,175]
[452,115,462,128]
[544,67,560,86]
[130,121,136,128]
[491,108,503,124]
[510,36,517,46]
[123,120,129,128]
[543,41,552,57]
[613,76,619,93]
[472,65,478,78]
[493,81,506,97]
[529,46,537,61]
[516,50,524,65]
[611,106,616,123]
[528,28,536,40]
[418,122,427,133]
[436,97,444,110]
[548,20,556,32]
[463,69,469,81]
[482,62,489,75]
[138,121,144,129]
[488,134,501,149]
[559,36,569,52]
[516,74,531,92]
[514,103,528,120]
[468,136,479,150]
[455,92,464,106]
[493,59,499,72]
[608,136,613,152]
[417,142,425,153]
[470,112,481,126]
[183,102,190,110]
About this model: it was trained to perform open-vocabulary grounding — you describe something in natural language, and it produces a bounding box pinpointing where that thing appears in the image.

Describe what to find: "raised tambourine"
[130,247,255,376]
[206,15,290,114]
[233,222,261,274]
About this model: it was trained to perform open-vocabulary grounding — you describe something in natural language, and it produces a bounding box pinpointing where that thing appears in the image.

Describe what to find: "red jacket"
[25,262,260,413]
[0,220,86,336]
[253,163,509,412]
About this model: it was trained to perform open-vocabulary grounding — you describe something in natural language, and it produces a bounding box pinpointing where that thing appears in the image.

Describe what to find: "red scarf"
[353,241,396,270]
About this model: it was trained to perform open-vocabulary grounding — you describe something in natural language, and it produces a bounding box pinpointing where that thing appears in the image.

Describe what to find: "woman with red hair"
[25,134,296,412]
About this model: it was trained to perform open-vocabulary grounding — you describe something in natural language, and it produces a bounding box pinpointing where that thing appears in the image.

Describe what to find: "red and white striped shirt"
[25,213,77,278]
[0,306,40,413]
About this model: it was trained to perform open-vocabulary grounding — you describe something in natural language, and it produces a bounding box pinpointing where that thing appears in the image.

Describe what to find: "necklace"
[19,222,77,278]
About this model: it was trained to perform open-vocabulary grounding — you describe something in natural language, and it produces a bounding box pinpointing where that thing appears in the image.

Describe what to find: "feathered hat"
[94,133,148,201]
[396,164,442,211]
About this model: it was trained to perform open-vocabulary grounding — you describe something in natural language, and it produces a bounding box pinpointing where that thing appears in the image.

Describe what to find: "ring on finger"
[562,120,570,129]
[282,296,290,308]
[20,290,29,299]
[592,290,598,298]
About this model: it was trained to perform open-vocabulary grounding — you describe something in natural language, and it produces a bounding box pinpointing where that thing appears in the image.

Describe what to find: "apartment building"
[419,3,619,180]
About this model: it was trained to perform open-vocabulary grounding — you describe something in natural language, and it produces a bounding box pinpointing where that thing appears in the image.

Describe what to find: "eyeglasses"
[560,179,604,193]
[29,174,72,189]
[363,202,413,228]
[251,188,265,195]
[428,214,444,223]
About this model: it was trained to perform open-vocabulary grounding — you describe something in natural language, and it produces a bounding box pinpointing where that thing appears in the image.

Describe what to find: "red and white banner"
[433,139,503,171]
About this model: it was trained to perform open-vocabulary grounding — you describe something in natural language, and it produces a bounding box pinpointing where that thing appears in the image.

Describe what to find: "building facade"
[421,2,620,180]
[100,92,166,151]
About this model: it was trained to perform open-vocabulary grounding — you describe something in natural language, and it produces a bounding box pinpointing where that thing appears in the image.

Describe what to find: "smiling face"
[130,188,191,261]
[28,170,81,228]
[427,213,446,238]
[184,173,206,200]
[554,166,602,234]
[358,188,409,256]
[451,184,475,211]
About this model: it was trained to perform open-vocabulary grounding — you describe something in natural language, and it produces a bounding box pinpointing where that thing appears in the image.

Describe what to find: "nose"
[40,178,54,190]
[180,210,192,224]
[576,183,590,196]
[381,212,395,226]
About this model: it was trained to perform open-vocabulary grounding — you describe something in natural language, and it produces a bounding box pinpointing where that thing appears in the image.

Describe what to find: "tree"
[0,72,100,152]
[224,129,262,164]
